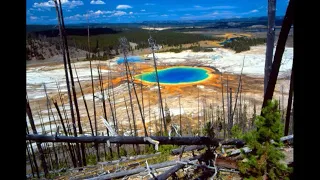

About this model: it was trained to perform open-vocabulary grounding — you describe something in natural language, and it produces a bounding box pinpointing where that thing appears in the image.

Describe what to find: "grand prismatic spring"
[135,66,211,84]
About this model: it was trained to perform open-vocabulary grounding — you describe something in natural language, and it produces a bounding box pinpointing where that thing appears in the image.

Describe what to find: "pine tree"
[238,100,292,180]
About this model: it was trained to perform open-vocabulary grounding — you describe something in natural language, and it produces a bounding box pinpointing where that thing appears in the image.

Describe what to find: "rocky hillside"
[26,37,88,61]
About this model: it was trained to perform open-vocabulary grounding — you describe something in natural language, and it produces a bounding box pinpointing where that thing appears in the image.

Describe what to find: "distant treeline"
[223,37,266,53]
[68,29,222,52]
[159,44,214,53]
[32,27,120,37]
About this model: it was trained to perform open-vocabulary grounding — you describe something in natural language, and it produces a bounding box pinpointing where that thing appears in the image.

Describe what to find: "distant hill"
[28,27,120,37]
[26,16,285,32]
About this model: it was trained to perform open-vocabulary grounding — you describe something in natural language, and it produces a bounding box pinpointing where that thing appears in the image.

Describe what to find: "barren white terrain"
[26,45,293,137]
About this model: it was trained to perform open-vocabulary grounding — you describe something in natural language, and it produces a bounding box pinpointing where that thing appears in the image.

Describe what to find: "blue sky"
[26,0,290,24]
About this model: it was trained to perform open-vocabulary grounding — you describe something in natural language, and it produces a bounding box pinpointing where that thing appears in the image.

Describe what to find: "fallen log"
[229,134,294,156]
[220,139,245,148]
[87,156,200,180]
[280,134,293,142]
[97,152,161,167]
[171,145,205,155]
[155,153,240,180]
[26,135,224,146]
[154,163,186,180]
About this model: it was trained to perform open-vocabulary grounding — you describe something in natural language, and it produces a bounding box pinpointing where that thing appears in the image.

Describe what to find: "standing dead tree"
[262,0,293,111]
[285,64,294,136]
[179,94,182,136]
[53,101,77,168]
[73,64,94,136]
[53,0,83,167]
[198,87,200,135]
[26,124,40,178]
[230,56,245,130]
[264,0,277,94]
[119,37,148,137]
[124,96,133,137]
[228,88,233,137]
[148,35,167,134]
[85,11,100,162]
[97,65,116,158]
[26,99,49,177]
[220,74,226,138]
[57,0,86,166]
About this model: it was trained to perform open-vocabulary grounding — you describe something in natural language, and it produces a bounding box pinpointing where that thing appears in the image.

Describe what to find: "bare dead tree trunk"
[57,0,85,166]
[73,63,94,136]
[261,0,293,111]
[179,94,182,136]
[229,88,233,137]
[123,60,137,138]
[198,87,200,135]
[109,65,118,134]
[26,128,40,178]
[26,142,35,178]
[55,81,70,126]
[97,65,116,158]
[148,95,152,136]
[264,0,277,94]
[26,100,49,177]
[107,66,120,158]
[53,0,82,167]
[148,36,166,133]
[281,85,285,121]
[141,73,145,117]
[220,74,226,138]
[124,96,133,136]
[89,61,99,161]
[124,95,136,152]
[44,85,60,170]
[119,38,148,137]
[53,101,77,168]
[252,102,256,129]
[285,65,294,136]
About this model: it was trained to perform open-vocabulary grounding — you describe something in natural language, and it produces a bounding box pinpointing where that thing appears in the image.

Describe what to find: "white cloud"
[241,9,259,15]
[110,11,127,16]
[250,9,258,13]
[129,12,133,15]
[94,10,105,14]
[145,3,155,6]
[84,10,114,18]
[33,0,83,9]
[161,14,168,17]
[116,5,132,9]
[171,6,236,12]
[180,11,235,20]
[90,0,105,5]
[30,16,38,20]
[141,9,146,12]
[65,14,82,20]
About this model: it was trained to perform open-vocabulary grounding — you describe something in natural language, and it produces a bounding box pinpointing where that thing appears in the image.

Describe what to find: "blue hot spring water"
[136,67,209,84]
[117,56,143,64]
